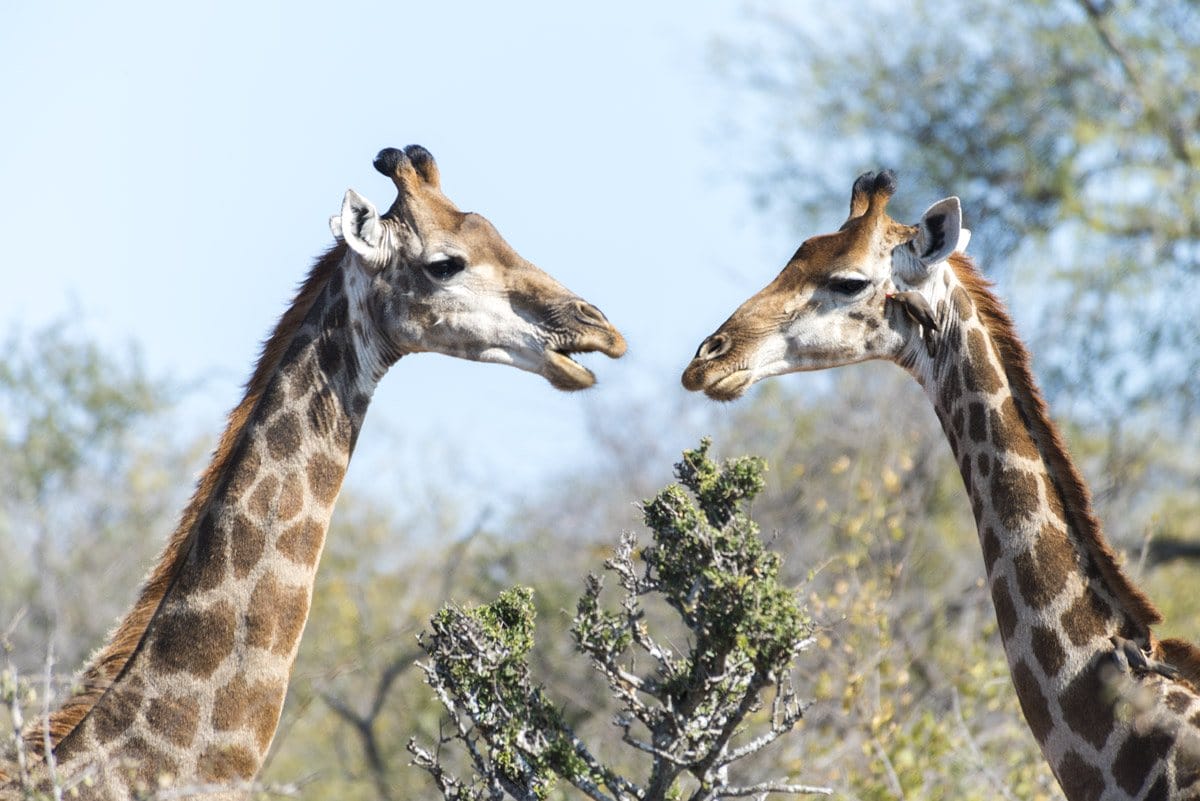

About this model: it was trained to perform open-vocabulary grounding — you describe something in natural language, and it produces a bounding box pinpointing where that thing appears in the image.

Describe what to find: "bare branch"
[943,687,1021,801]
[1074,0,1193,166]
[870,739,905,801]
[711,780,833,798]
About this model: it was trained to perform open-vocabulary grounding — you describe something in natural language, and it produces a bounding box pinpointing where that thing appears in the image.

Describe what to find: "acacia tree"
[409,441,829,801]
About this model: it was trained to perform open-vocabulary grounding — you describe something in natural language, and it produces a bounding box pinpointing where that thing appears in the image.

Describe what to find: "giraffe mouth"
[545,348,598,390]
[543,333,626,392]
[700,368,755,401]
[682,352,756,401]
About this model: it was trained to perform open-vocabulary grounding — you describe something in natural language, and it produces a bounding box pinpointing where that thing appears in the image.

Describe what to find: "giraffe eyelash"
[826,276,871,296]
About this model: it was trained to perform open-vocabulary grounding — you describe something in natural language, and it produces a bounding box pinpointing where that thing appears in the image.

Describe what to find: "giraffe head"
[331,145,626,390]
[682,171,967,399]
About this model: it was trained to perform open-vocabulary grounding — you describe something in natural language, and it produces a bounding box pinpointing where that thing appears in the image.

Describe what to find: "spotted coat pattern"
[7,261,385,801]
[680,171,1200,800]
[912,262,1200,801]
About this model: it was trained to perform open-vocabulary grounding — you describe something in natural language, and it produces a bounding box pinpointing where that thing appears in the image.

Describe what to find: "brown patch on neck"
[27,242,349,757]
[947,253,1161,633]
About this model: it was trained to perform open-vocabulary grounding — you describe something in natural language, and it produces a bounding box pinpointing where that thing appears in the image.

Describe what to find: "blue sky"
[1,2,803,519]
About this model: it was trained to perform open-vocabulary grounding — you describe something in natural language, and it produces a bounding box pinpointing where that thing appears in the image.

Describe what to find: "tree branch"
[711,780,833,798]
[1075,0,1193,166]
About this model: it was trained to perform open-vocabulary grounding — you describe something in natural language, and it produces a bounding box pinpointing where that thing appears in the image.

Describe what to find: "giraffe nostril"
[696,334,730,361]
[573,301,610,327]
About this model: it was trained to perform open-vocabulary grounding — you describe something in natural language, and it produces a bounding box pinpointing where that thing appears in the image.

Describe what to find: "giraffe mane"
[26,242,349,756]
[1157,638,1200,690]
[947,253,1163,633]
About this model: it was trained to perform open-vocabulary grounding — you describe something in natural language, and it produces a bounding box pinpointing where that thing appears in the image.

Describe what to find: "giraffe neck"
[34,244,392,797]
[904,255,1200,800]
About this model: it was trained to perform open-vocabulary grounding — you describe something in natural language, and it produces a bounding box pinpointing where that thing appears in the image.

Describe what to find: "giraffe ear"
[912,197,961,268]
[956,226,972,254]
[337,189,387,264]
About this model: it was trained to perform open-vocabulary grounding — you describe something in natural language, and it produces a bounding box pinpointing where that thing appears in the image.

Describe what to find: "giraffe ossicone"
[683,170,1200,800]
[1,144,625,800]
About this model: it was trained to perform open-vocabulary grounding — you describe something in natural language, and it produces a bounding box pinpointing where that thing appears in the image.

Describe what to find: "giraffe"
[0,145,626,800]
[681,170,1200,800]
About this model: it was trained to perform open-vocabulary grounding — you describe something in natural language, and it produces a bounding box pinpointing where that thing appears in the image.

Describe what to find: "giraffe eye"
[827,277,870,296]
[425,256,466,281]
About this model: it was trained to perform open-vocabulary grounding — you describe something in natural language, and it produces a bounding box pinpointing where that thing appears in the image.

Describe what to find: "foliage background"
[3,1,1199,799]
